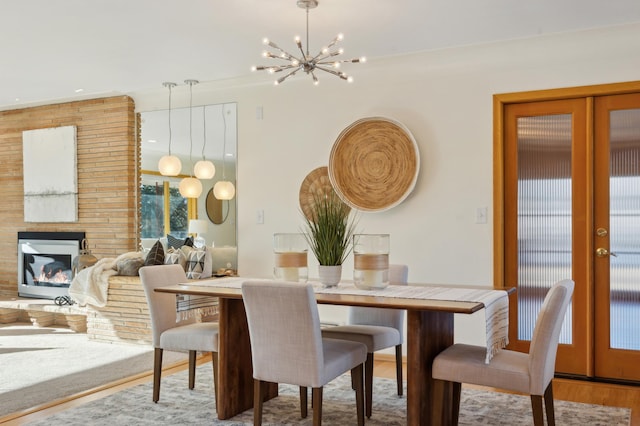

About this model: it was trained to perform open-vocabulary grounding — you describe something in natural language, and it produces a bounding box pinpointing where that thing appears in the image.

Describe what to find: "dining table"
[155,278,510,425]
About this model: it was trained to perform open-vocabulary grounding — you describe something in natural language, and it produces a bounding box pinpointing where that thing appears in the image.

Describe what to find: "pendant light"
[194,105,216,179]
[178,79,203,199]
[213,104,236,200]
[158,82,182,176]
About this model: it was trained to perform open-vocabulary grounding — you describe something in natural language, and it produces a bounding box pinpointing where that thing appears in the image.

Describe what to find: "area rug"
[28,363,630,425]
[0,323,186,417]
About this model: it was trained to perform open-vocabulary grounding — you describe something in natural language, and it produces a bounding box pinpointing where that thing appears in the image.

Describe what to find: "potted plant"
[302,191,358,286]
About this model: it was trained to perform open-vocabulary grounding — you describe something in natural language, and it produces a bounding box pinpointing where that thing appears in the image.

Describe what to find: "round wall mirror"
[206,188,229,224]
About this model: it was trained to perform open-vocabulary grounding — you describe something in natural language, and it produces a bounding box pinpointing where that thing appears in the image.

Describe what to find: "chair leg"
[352,364,365,426]
[188,350,197,389]
[152,347,163,403]
[312,387,323,426]
[531,394,544,426]
[211,352,219,407]
[253,379,264,426]
[395,344,403,396]
[544,382,556,426]
[364,352,374,418]
[300,386,308,418]
[451,381,461,425]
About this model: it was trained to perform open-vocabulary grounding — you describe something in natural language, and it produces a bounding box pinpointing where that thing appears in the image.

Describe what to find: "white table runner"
[183,277,509,363]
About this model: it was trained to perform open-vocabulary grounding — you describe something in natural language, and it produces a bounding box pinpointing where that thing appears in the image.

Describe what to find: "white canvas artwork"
[23,126,78,222]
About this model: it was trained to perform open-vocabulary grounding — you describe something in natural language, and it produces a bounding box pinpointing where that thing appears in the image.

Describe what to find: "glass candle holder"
[353,234,390,290]
[273,233,308,283]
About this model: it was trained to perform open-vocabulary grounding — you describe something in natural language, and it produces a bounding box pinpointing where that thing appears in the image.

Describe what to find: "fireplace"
[18,231,85,299]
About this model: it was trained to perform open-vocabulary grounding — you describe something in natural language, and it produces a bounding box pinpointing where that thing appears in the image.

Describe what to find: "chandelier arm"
[264,41,302,64]
[264,54,302,63]
[272,65,300,73]
[326,35,341,49]
[315,65,349,80]
[310,48,343,62]
[296,39,307,60]
[276,67,301,84]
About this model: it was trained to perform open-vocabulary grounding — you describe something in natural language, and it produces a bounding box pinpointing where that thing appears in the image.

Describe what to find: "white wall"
[133,23,640,347]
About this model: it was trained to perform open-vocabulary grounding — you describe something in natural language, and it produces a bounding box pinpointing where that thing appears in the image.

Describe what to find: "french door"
[593,93,640,380]
[499,88,640,381]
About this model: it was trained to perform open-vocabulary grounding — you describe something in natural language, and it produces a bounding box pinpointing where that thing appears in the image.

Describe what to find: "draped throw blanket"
[69,252,144,307]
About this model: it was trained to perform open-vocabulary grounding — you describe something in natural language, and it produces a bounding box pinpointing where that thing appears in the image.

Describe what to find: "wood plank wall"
[0,96,139,297]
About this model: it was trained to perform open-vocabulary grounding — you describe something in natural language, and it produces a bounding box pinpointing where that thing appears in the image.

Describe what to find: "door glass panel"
[517,114,573,343]
[609,109,640,350]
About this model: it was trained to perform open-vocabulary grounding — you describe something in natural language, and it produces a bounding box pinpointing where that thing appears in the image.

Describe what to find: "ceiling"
[2,0,640,111]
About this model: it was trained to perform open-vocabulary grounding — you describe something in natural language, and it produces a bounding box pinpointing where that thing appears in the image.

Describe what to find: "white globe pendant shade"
[158,155,182,176]
[179,177,203,198]
[194,160,216,179]
[213,180,236,200]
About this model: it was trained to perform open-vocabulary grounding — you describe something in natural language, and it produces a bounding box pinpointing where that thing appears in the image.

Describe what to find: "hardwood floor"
[2,355,639,425]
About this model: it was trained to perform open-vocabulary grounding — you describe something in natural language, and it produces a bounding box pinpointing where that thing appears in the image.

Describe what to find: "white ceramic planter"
[318,265,342,287]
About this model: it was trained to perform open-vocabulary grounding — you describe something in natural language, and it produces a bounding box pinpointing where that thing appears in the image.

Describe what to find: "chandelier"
[251,0,365,86]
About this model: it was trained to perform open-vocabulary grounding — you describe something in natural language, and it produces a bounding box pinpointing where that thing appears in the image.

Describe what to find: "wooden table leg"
[216,297,277,419]
[406,310,454,426]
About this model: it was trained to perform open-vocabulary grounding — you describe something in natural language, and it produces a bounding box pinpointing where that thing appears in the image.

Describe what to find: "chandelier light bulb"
[337,33,344,41]
[262,37,270,45]
[347,76,354,83]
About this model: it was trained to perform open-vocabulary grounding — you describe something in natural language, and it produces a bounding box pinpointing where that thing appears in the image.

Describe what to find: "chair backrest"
[528,279,575,395]
[139,264,194,347]
[242,280,325,387]
[347,264,409,335]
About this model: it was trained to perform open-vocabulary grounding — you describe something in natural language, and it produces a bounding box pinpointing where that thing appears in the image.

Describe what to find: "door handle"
[596,248,618,257]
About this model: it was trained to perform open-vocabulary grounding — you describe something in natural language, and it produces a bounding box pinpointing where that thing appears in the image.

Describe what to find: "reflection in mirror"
[206,188,229,224]
[140,103,237,265]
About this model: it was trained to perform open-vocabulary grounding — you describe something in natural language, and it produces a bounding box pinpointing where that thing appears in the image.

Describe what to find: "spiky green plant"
[302,192,358,266]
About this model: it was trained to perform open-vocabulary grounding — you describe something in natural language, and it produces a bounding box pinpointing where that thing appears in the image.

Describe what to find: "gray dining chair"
[242,280,367,426]
[432,279,574,426]
[139,264,219,404]
[321,263,409,417]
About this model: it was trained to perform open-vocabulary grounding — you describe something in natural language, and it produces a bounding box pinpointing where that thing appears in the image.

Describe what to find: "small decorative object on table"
[353,234,390,290]
[301,191,358,287]
[273,233,308,283]
[72,238,98,277]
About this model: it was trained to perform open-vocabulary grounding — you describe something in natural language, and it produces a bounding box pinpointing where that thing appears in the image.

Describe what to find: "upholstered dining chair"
[242,280,367,426]
[432,279,575,426]
[139,264,219,404]
[321,263,409,417]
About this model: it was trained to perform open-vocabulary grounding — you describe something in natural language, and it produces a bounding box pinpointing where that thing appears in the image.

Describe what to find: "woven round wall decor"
[299,166,348,221]
[328,117,419,212]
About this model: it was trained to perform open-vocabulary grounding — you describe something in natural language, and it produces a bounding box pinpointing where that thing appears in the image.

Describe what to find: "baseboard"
[375,353,406,364]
